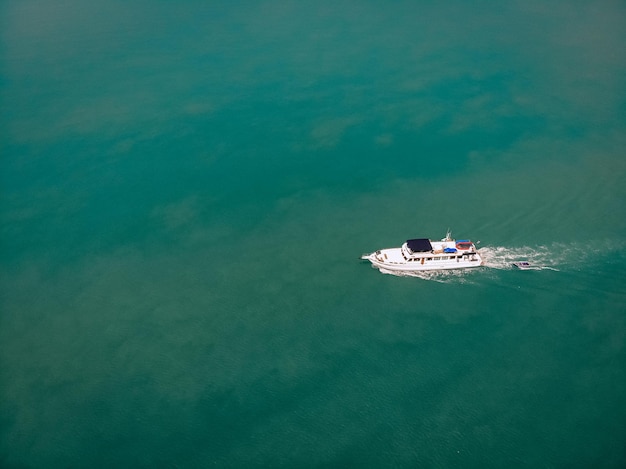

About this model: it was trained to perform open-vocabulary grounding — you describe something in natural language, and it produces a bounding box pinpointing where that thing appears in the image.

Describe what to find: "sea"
[1,1,625,467]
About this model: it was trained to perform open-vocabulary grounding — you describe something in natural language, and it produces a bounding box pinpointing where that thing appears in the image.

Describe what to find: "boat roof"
[406,238,433,252]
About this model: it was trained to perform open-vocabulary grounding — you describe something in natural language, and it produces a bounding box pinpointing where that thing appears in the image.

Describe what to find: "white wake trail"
[479,245,561,271]
[478,240,615,271]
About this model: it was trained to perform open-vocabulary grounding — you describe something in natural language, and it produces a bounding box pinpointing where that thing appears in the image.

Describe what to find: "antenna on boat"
[443,228,452,242]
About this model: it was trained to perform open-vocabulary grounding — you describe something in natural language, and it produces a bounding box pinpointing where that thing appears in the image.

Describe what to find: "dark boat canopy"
[406,238,433,253]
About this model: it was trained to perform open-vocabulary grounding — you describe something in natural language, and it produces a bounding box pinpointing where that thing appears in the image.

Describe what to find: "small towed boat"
[512,261,541,270]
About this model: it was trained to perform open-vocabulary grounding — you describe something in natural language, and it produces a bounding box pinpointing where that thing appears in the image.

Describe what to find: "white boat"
[361,232,483,272]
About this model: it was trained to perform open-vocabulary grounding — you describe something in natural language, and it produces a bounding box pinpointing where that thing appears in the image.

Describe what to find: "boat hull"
[362,253,483,272]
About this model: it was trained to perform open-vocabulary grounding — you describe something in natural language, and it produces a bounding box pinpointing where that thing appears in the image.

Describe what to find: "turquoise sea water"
[2,1,625,467]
